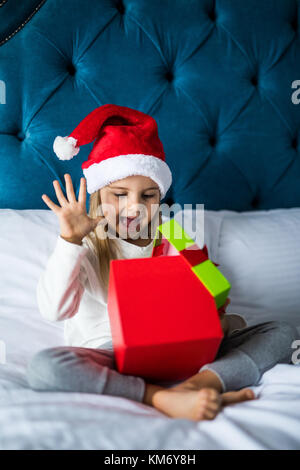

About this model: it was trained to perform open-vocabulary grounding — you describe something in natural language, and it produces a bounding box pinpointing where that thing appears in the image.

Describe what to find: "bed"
[0,0,300,450]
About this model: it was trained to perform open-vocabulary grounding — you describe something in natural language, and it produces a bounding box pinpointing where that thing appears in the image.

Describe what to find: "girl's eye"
[113,193,154,198]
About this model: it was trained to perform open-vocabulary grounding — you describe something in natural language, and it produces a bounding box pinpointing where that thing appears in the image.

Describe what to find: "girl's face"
[99,175,161,239]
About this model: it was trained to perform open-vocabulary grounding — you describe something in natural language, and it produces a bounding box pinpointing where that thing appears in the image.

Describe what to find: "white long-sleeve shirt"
[36,221,247,349]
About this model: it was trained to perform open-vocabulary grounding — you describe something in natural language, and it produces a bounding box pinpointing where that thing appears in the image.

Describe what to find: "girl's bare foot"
[221,388,256,407]
[175,370,257,408]
[151,384,222,422]
[143,370,256,421]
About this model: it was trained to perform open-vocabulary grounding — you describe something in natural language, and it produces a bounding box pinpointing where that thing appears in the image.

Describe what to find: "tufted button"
[16,131,25,141]
[67,62,76,76]
[165,70,174,82]
[292,137,298,149]
[291,16,298,32]
[116,0,125,15]
[252,196,259,208]
[208,9,217,21]
[209,135,217,147]
[251,76,258,87]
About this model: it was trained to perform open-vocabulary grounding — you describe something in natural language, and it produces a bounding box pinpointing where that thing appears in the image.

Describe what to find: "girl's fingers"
[53,179,68,207]
[78,177,87,204]
[41,194,61,213]
[64,173,77,203]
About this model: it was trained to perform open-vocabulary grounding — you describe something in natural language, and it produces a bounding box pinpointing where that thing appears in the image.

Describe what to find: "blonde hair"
[85,190,163,291]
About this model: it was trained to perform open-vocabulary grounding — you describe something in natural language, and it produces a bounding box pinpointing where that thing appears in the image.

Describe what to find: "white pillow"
[175,208,300,330]
[0,209,60,313]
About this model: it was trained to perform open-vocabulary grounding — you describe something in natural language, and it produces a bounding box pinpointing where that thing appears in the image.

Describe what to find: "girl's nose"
[122,196,148,217]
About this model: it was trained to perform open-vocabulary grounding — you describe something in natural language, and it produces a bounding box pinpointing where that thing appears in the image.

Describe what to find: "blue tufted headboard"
[1,0,300,211]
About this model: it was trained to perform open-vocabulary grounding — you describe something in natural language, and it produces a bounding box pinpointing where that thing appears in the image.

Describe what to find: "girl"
[27,104,298,422]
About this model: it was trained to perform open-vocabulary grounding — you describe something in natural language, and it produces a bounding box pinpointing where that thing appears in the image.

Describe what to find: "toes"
[242,388,256,399]
[205,410,218,420]
[208,402,221,412]
[196,407,218,421]
[221,387,256,406]
[195,388,221,421]
[199,387,219,400]
[201,388,222,407]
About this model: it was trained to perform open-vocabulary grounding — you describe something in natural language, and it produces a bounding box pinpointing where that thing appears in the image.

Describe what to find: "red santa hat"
[53,103,172,198]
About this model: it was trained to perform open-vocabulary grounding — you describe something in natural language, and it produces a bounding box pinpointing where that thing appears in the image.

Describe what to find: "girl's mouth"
[120,216,141,228]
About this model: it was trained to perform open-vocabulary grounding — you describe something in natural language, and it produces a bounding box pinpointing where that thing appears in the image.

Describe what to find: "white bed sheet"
[1,306,300,450]
[0,209,300,450]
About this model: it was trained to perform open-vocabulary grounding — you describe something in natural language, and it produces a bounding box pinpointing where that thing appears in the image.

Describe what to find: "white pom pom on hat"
[53,136,80,161]
[52,103,172,198]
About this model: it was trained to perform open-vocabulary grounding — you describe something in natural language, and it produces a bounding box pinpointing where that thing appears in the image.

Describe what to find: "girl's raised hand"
[41,174,105,245]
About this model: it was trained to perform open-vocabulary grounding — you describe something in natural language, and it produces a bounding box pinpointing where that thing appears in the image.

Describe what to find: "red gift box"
[107,255,224,382]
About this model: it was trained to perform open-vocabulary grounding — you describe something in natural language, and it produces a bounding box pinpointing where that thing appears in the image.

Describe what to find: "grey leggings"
[26,320,299,402]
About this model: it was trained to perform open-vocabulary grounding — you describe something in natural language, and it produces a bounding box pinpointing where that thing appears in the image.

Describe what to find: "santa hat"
[53,104,172,198]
